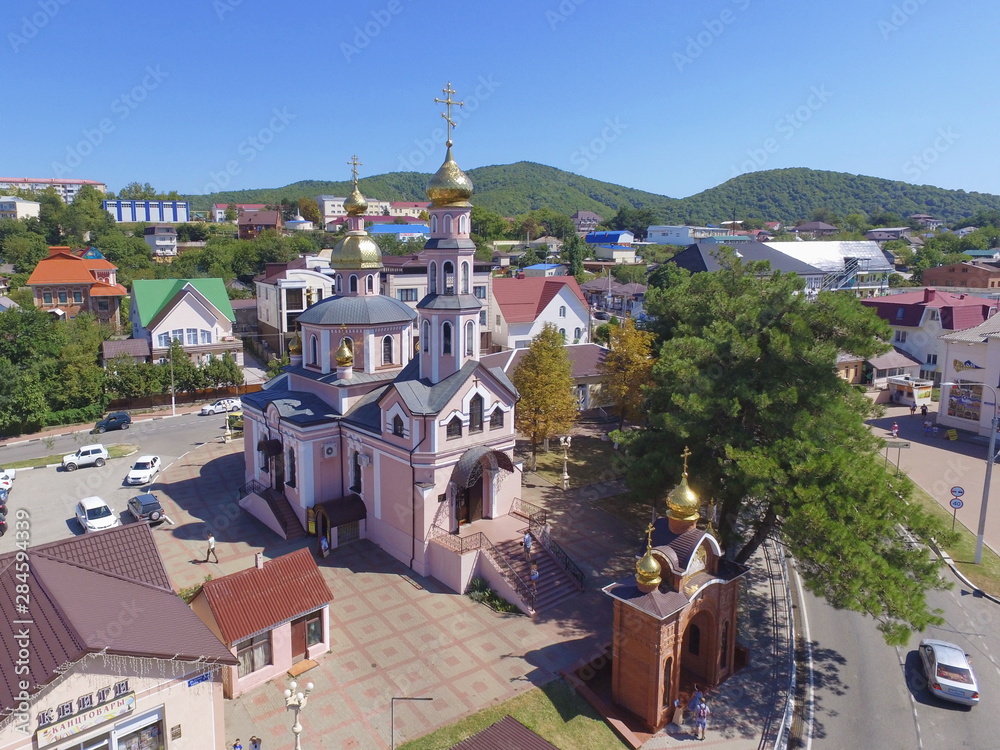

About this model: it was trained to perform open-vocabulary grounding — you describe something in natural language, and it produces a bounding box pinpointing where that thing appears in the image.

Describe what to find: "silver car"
[919,638,980,706]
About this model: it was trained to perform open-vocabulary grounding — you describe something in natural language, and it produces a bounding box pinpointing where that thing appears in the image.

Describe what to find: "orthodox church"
[240,90,524,599]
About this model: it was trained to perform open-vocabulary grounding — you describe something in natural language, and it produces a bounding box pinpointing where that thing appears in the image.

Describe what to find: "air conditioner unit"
[322,443,337,459]
[358,454,372,468]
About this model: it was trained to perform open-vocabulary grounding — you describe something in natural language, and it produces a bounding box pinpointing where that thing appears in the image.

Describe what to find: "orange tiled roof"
[89,281,127,297]
[27,249,119,286]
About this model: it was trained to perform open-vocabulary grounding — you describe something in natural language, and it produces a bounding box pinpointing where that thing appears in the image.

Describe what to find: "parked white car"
[0,468,15,491]
[62,444,109,472]
[75,496,121,533]
[125,455,160,485]
[200,398,242,415]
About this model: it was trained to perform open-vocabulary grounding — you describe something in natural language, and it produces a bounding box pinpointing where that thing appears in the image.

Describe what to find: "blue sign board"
[950,498,964,510]
[187,672,211,687]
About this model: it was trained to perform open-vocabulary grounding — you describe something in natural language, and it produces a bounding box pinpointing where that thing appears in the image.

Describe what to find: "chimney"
[924,287,936,302]
[254,552,264,569]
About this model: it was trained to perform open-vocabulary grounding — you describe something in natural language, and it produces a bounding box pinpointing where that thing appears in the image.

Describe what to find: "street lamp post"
[391,696,433,749]
[283,679,314,750]
[943,381,998,564]
[560,435,572,491]
[169,343,176,417]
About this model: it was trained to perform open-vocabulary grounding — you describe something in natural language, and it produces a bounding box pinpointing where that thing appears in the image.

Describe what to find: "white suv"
[62,444,110,472]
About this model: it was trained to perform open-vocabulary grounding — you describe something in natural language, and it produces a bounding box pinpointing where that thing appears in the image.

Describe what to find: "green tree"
[600,206,657,240]
[842,212,870,234]
[203,352,244,388]
[599,318,654,429]
[624,249,950,645]
[511,324,578,471]
[611,264,646,284]
[2,233,48,272]
[562,234,586,279]
[0,357,47,435]
[104,354,150,399]
[297,197,321,225]
[118,182,159,199]
[471,205,510,241]
[160,339,204,393]
[224,203,238,222]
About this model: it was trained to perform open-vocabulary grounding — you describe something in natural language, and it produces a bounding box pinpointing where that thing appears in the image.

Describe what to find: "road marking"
[894,645,923,750]
[791,564,814,750]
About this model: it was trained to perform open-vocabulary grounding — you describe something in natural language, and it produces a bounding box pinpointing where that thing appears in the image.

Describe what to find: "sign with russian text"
[36,693,134,745]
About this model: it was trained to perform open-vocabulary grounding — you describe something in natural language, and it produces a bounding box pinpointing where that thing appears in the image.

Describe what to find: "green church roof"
[132,278,235,327]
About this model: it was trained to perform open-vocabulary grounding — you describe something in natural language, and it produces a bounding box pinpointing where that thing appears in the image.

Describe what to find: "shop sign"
[954,359,984,372]
[36,680,134,746]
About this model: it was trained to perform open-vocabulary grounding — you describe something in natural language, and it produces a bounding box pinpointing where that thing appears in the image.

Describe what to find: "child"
[890,422,899,438]
[694,701,710,740]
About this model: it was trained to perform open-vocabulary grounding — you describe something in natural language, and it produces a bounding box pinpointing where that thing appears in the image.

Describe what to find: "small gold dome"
[328,233,382,270]
[635,548,662,592]
[426,146,473,207]
[335,338,353,367]
[287,332,302,354]
[344,186,368,216]
[667,447,701,523]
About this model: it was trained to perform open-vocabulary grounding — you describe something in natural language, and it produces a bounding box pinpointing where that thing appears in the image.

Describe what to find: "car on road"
[126,492,165,524]
[593,310,610,320]
[919,638,980,706]
[0,487,7,515]
[200,398,242,415]
[0,468,14,491]
[93,411,131,433]
[62,444,110,472]
[75,496,121,533]
[125,455,160,485]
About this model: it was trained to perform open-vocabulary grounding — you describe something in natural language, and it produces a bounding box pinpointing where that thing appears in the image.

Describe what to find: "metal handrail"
[511,497,548,527]
[239,478,266,499]
[530,520,585,590]
[428,525,536,610]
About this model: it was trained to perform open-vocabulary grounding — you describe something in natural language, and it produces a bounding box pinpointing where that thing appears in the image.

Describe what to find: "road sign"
[950,497,964,510]
[951,486,965,498]
[885,441,911,449]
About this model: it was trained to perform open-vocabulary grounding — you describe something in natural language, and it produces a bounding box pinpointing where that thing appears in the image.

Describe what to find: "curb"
[0,410,198,449]
[933,543,1000,605]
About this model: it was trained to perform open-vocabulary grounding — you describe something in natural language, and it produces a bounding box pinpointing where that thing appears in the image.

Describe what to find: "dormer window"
[392,415,405,437]
[446,416,462,439]
[490,409,504,429]
[470,394,484,433]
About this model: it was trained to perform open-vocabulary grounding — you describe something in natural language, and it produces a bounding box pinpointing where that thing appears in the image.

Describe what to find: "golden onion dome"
[343,185,368,216]
[635,548,662,592]
[667,447,701,523]
[335,338,354,367]
[327,233,382,270]
[287,332,302,354]
[426,146,473,207]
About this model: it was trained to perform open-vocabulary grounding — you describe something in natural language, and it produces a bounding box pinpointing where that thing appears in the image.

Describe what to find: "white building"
[763,240,893,297]
[317,194,391,223]
[0,196,40,220]
[103,199,190,223]
[594,245,637,263]
[647,225,732,245]
[389,200,430,218]
[143,224,178,257]
[492,276,590,349]
[0,177,106,203]
[938,313,1000,436]
[255,257,336,353]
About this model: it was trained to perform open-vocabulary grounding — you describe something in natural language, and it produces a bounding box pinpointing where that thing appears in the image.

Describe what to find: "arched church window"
[429,261,438,294]
[335,274,342,293]
[490,408,504,429]
[688,624,701,656]
[459,214,468,234]
[431,215,438,233]
[465,321,474,356]
[720,621,730,669]
[470,394,484,433]
[350,451,362,493]
[442,322,453,355]
[421,320,430,353]
[349,275,358,293]
[309,334,318,365]
[461,261,470,294]
[444,215,453,234]
[287,447,296,488]
[382,335,393,365]
[366,275,374,293]
[443,261,455,294]
[446,416,462,439]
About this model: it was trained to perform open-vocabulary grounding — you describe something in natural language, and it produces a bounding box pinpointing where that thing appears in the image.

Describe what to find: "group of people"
[668,684,712,741]
[231,738,261,750]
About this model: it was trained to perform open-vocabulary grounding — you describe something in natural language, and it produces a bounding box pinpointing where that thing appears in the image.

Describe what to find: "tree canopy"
[599,317,654,429]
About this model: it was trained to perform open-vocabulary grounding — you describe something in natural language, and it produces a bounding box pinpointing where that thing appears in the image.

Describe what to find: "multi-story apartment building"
[0,196,40,219]
[254,258,336,353]
[0,177,106,203]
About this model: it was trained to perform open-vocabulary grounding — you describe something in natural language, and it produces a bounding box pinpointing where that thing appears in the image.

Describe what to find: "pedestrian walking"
[921,404,928,418]
[232,739,243,750]
[890,422,899,438]
[923,420,932,435]
[694,701,711,741]
[687,685,703,712]
[205,531,218,563]
[933,425,939,438]
[910,403,917,417]
[529,562,539,593]
[249,737,261,750]
[523,530,532,561]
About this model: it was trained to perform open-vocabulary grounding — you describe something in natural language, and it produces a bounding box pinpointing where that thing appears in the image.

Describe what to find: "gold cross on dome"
[680,446,691,476]
[347,155,362,185]
[645,522,655,549]
[434,82,464,147]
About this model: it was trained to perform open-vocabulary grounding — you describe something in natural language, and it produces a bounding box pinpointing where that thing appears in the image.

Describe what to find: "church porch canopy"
[450,446,514,489]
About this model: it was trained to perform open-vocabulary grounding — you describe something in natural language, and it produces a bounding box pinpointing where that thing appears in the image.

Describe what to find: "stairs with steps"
[492,536,581,613]
[262,488,307,541]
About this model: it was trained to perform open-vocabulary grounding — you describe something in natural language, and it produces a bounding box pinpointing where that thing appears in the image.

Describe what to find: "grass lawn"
[908,482,1000,596]
[2,443,138,470]
[399,679,624,750]
[527,435,625,489]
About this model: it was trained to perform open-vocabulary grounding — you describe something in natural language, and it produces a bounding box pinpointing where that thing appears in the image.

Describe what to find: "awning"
[256,438,283,456]
[867,347,921,370]
[450,447,515,489]
[314,494,367,527]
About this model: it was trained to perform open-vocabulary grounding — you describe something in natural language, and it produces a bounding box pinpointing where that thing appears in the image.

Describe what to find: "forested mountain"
[184,164,1000,225]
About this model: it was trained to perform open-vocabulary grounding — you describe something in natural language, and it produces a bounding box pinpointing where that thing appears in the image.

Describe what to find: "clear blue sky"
[4,0,998,202]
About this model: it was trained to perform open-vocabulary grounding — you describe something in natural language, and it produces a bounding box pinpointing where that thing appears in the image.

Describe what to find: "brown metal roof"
[196,548,333,645]
[451,715,559,750]
[0,524,236,718]
[314,493,367,527]
[102,338,152,360]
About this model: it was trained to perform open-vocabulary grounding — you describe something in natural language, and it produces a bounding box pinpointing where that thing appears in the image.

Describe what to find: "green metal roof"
[132,278,235,327]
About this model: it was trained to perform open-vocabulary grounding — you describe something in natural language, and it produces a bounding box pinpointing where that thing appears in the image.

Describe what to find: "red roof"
[492,277,588,323]
[390,201,430,208]
[195,548,333,644]
[861,288,997,330]
[27,249,118,286]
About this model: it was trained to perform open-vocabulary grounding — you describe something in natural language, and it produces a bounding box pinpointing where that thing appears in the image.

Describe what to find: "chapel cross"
[434,82,464,147]
[680,445,691,475]
[347,154,362,185]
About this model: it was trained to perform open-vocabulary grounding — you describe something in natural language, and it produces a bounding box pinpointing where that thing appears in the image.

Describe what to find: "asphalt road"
[800,559,1000,749]
[0,413,228,553]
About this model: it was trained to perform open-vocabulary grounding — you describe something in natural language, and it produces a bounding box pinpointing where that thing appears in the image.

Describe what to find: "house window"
[574,327,582,342]
[926,353,938,365]
[421,320,430,353]
[349,275,358,293]
[73,290,83,304]
[894,331,907,343]
[479,310,487,326]
[172,329,183,343]
[473,285,487,299]
[58,291,68,304]
[929,309,939,321]
[382,335,393,365]
[310,334,318,365]
[496,315,501,327]
[398,288,418,302]
[559,305,566,318]
[446,416,462,439]
[896,308,904,320]
[392,415,404,437]
[470,394,484,433]
[559,328,567,342]
[42,291,52,305]
[200,330,212,344]
[442,322,453,355]
[186,328,198,345]
[305,612,323,647]
[465,321,474,356]
[157,333,170,347]
[236,632,271,677]
[350,451,362,493]
[490,409,504,429]
[97,300,109,312]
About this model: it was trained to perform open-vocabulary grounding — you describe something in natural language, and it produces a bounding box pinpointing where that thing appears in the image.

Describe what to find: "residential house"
[100,338,152,366]
[646,226,728,245]
[0,524,235,750]
[836,352,865,385]
[922,260,1000,289]
[765,221,783,231]
[481,342,609,411]
[255,258,336,354]
[102,199,190,223]
[0,196,40,220]
[143,223,178,258]
[212,202,265,222]
[0,177,105,203]
[790,221,839,237]
[862,287,998,384]
[0,295,18,313]
[521,263,566,278]
[189,549,334,699]
[938,313,1000,436]
[579,277,648,318]
[867,346,923,388]
[316,194,390,224]
[586,230,634,246]
[389,200,430,218]
[571,210,602,235]
[864,227,912,242]
[594,244,637,263]
[231,297,259,338]
[238,210,282,240]
[763,240,892,297]
[492,275,590,348]
[130,278,244,366]
[910,213,944,230]
[668,242,825,296]
[955,226,978,238]
[26,246,127,326]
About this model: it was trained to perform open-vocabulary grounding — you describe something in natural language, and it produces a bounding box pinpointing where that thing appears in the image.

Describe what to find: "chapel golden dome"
[635,548,662,592]
[287,332,302,354]
[343,185,368,216]
[327,233,382,270]
[666,447,701,523]
[426,146,473,207]
[335,338,354,367]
